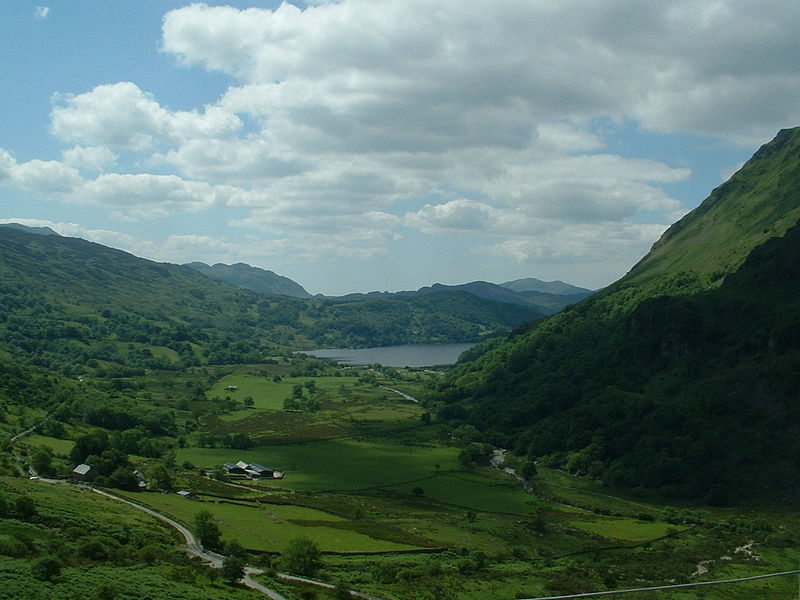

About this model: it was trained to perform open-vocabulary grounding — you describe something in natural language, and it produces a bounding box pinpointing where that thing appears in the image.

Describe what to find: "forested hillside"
[0,227,542,376]
[428,127,800,504]
[329,279,588,315]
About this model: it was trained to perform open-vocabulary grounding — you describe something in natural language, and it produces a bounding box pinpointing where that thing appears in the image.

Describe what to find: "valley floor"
[3,361,799,600]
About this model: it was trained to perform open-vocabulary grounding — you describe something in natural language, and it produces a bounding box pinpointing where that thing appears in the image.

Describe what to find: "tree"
[224,539,247,559]
[194,510,222,551]
[222,555,246,583]
[332,581,351,599]
[78,537,110,561]
[243,396,254,408]
[279,537,322,577]
[14,495,37,520]
[458,442,493,467]
[70,429,110,464]
[30,447,54,476]
[108,467,138,491]
[147,462,174,491]
[31,556,62,581]
[521,461,538,481]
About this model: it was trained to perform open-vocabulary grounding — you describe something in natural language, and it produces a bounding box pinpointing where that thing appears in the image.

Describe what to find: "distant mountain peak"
[185,261,311,298]
[499,277,593,295]
[0,222,60,236]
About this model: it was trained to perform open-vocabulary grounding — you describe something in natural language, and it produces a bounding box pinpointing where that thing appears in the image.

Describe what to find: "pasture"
[567,515,676,541]
[178,438,460,492]
[119,491,423,553]
[387,470,541,514]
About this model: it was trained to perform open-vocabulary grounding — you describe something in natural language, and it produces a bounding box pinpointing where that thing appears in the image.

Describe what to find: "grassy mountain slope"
[620,126,800,294]
[185,261,312,298]
[430,127,800,503]
[0,227,542,375]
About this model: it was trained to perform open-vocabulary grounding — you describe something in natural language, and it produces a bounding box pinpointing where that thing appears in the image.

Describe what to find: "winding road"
[90,488,288,599]
[86,486,390,600]
[380,386,419,403]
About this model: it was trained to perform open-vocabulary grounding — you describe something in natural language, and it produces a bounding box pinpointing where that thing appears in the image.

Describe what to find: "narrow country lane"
[89,487,288,600]
[88,486,390,600]
[380,386,419,403]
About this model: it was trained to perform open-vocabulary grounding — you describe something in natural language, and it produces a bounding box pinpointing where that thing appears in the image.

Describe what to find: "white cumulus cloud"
[50,82,241,151]
[62,146,118,171]
[6,0,800,290]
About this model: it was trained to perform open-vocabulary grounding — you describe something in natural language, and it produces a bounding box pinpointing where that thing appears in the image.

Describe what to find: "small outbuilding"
[72,464,96,482]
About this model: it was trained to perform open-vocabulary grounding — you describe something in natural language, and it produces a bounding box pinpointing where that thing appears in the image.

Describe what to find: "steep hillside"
[617,126,800,298]
[185,261,311,298]
[430,127,800,503]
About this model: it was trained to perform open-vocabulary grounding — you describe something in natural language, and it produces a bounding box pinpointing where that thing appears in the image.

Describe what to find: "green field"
[209,374,313,411]
[568,515,675,541]
[388,471,541,514]
[120,491,422,553]
[7,367,800,600]
[208,374,425,442]
[22,434,75,455]
[178,438,460,492]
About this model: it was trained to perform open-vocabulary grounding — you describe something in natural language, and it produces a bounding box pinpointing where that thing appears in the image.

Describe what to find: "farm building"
[223,462,247,475]
[223,460,284,479]
[244,463,275,478]
[72,463,95,482]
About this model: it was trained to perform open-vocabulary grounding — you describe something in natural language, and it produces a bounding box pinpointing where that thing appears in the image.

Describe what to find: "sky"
[2,1,800,295]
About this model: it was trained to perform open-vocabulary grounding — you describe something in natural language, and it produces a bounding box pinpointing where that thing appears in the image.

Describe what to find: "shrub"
[31,556,62,581]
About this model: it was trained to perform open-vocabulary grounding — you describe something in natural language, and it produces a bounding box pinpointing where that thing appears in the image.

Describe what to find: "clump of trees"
[67,429,172,490]
[279,537,322,577]
[194,510,222,551]
[283,381,320,412]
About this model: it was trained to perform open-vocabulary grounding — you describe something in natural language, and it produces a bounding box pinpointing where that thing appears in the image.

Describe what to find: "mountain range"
[0,224,549,375]
[431,126,800,504]
[183,258,592,315]
[4,124,800,505]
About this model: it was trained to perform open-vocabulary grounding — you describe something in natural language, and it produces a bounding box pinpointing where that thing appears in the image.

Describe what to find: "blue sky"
[2,1,799,295]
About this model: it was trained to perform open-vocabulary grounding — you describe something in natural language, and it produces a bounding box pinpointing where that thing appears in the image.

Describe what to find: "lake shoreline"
[297,342,476,368]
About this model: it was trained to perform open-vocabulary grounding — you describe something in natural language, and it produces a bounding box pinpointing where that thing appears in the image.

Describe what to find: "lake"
[299,343,475,367]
